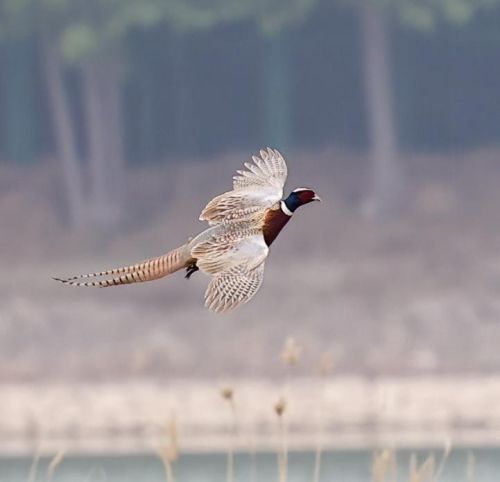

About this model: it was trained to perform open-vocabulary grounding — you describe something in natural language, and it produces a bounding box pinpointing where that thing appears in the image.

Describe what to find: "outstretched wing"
[205,262,266,313]
[191,223,268,275]
[191,223,268,312]
[232,147,288,191]
[199,148,288,225]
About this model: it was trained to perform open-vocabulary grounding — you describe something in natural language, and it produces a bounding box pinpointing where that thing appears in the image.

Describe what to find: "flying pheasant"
[54,148,320,312]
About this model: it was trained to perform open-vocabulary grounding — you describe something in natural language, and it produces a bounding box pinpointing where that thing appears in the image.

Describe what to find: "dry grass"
[276,336,301,482]
[157,417,179,482]
[466,452,476,482]
[27,451,40,482]
[409,453,437,482]
[312,352,334,482]
[16,448,470,482]
[9,329,483,482]
[370,443,454,482]
[274,337,458,482]
[46,449,65,481]
[220,385,237,482]
[435,439,452,481]
[274,397,288,482]
[372,449,397,482]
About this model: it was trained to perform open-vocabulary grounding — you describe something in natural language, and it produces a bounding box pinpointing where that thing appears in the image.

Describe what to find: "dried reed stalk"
[46,449,65,481]
[275,398,288,482]
[409,453,436,482]
[435,439,452,481]
[466,452,476,482]
[28,450,41,482]
[312,352,335,482]
[221,385,237,482]
[372,449,396,482]
[157,416,179,482]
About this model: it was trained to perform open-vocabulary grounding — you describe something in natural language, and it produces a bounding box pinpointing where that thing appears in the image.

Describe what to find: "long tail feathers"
[54,245,190,288]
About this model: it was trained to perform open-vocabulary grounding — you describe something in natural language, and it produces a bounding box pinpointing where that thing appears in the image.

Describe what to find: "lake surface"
[1,449,498,481]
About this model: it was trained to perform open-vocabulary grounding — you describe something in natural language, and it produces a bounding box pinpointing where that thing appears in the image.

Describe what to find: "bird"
[54,148,320,313]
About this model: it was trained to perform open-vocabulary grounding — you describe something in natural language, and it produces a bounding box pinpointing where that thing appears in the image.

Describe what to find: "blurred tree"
[163,0,316,153]
[359,3,401,218]
[262,31,292,150]
[257,0,315,150]
[44,0,169,229]
[0,0,316,229]
[2,0,496,227]
[350,0,500,218]
[0,0,127,228]
[0,37,38,164]
[41,36,86,228]
[0,0,86,227]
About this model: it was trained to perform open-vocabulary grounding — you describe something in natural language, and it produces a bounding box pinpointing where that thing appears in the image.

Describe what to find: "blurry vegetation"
[352,0,500,217]
[0,0,499,228]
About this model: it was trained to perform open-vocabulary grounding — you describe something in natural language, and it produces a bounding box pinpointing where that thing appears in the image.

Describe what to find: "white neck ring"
[281,201,293,217]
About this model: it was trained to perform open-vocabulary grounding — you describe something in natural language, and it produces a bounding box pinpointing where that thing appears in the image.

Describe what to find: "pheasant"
[54,148,320,313]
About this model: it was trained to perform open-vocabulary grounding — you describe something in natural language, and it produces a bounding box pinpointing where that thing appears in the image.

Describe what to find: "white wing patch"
[199,148,288,225]
[205,263,266,313]
[191,227,268,275]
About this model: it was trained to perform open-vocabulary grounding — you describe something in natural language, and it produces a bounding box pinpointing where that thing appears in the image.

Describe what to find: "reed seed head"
[220,385,234,401]
[274,397,287,417]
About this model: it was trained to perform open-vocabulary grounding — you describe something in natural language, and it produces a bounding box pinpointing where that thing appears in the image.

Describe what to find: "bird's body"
[55,148,320,312]
[262,206,292,246]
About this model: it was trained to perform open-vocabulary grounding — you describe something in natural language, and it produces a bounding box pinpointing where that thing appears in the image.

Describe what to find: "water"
[0,449,498,482]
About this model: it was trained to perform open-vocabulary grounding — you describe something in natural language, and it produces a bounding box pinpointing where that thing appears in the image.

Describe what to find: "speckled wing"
[232,147,288,191]
[191,223,268,275]
[204,262,266,313]
[199,148,288,225]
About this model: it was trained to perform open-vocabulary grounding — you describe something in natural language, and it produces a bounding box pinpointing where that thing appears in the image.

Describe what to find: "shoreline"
[1,376,500,456]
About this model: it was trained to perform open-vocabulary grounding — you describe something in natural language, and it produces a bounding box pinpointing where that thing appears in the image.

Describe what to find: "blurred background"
[1,0,500,480]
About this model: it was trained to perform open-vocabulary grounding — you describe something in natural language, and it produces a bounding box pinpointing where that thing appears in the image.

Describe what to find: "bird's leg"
[185,262,199,280]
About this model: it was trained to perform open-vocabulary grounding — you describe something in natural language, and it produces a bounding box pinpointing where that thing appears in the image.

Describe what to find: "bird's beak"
[312,194,321,202]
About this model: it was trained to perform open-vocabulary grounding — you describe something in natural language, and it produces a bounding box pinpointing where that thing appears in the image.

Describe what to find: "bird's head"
[283,188,321,213]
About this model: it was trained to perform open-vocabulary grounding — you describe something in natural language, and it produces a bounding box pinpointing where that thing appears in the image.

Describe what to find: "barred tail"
[54,245,191,288]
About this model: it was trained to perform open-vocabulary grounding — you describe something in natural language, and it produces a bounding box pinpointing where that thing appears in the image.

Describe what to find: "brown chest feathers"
[263,207,291,246]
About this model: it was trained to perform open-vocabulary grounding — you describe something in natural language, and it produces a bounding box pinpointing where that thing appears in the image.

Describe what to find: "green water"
[0,449,498,481]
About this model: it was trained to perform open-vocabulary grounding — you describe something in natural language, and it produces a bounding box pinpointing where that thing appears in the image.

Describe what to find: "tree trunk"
[41,36,86,229]
[136,53,159,162]
[101,59,125,208]
[171,34,195,157]
[3,38,38,164]
[360,3,403,219]
[263,32,291,150]
[82,57,125,229]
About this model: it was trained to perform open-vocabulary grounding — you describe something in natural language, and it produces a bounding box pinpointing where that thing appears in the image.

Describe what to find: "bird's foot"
[185,263,199,279]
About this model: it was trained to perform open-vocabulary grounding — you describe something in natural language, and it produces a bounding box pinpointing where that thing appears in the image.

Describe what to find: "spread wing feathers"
[232,148,288,190]
[199,148,287,225]
[53,245,189,288]
[199,190,280,226]
[191,225,267,275]
[205,263,265,313]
